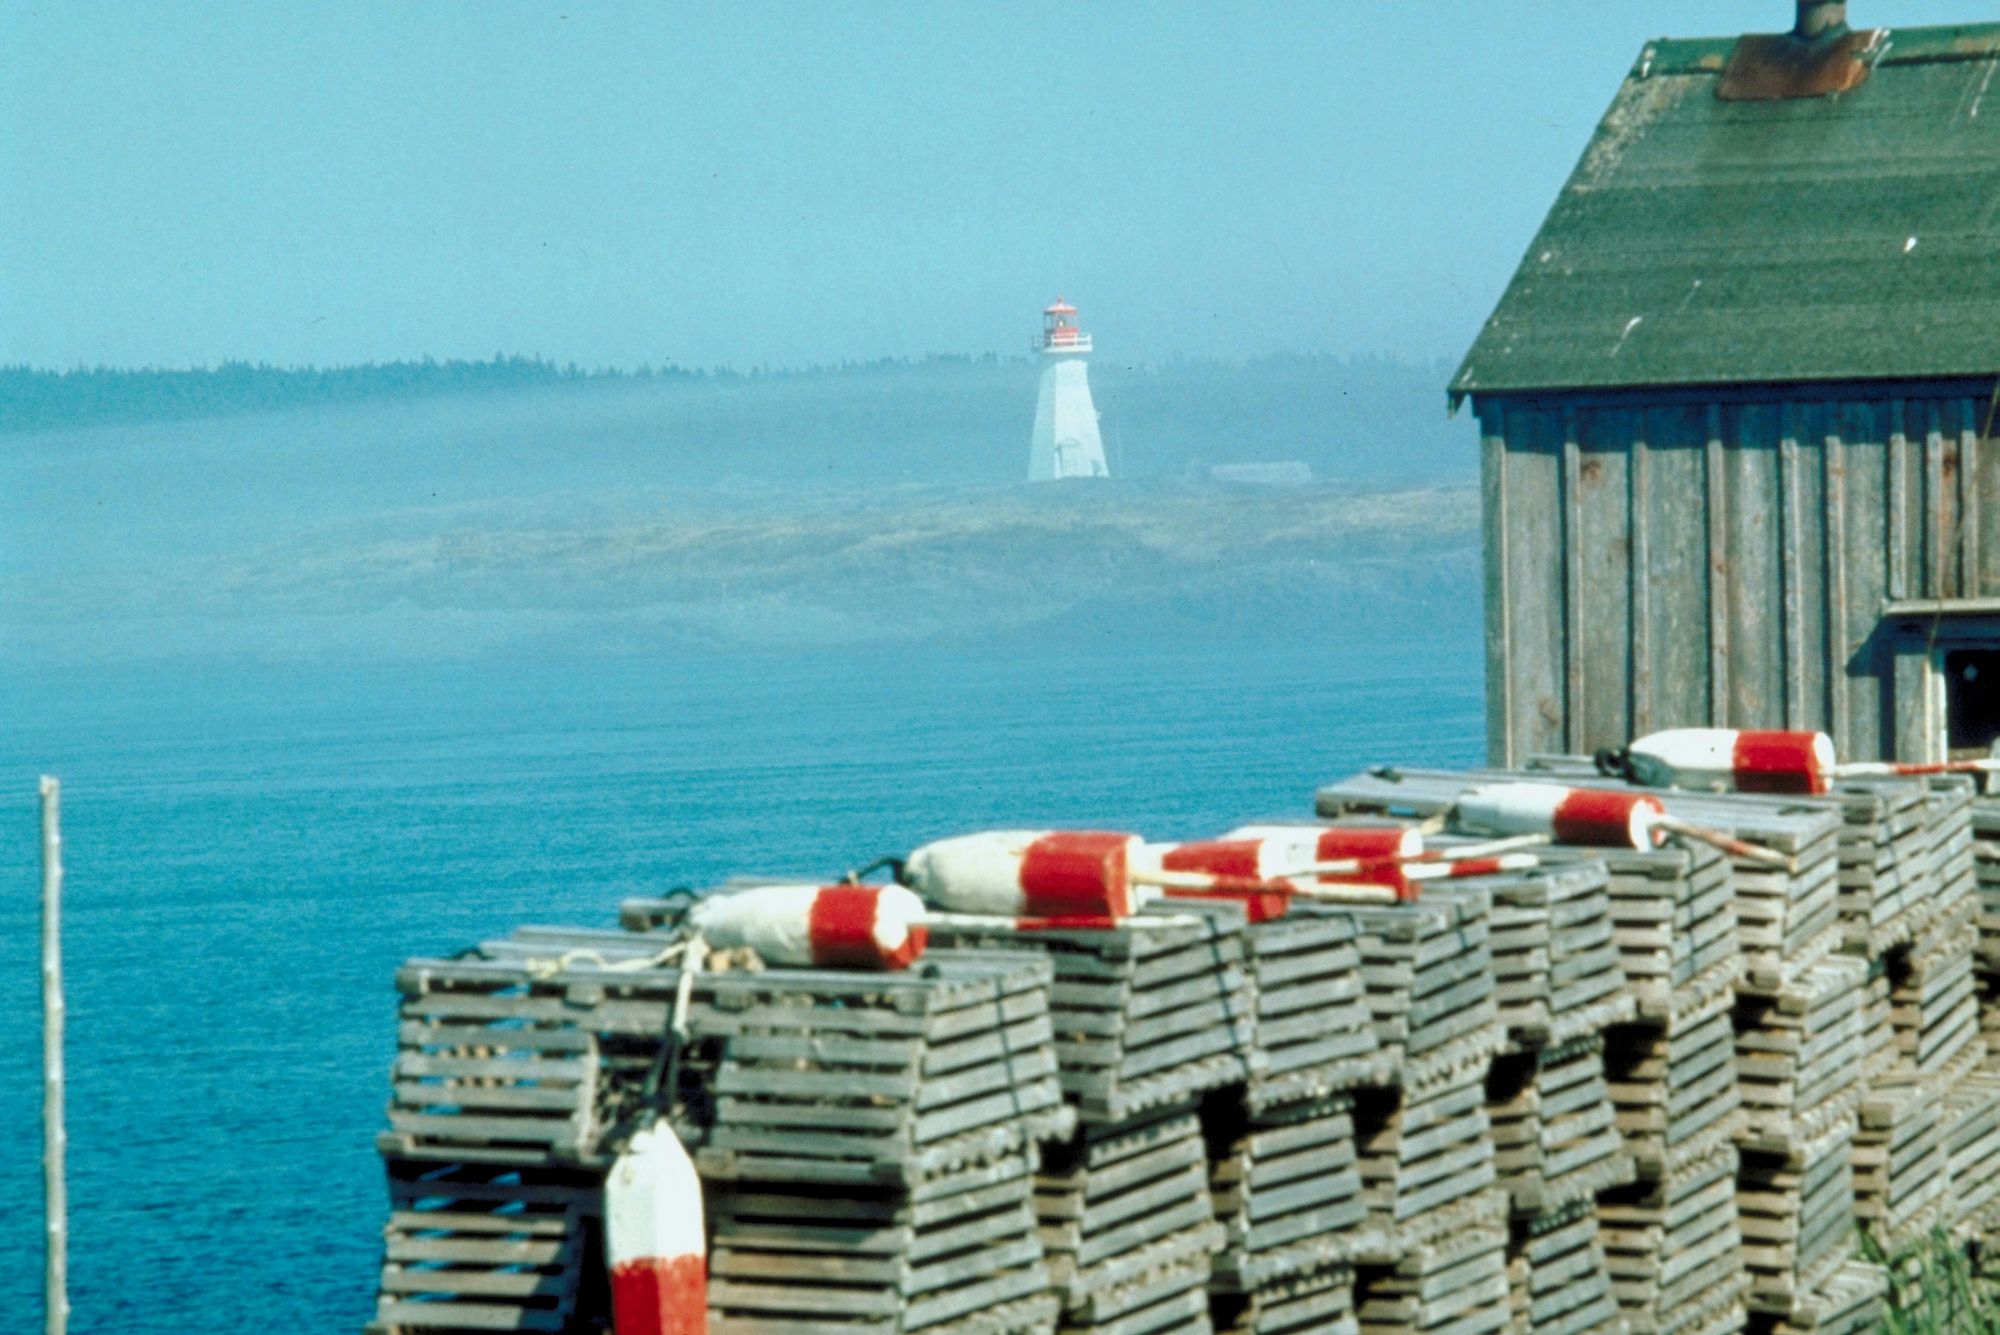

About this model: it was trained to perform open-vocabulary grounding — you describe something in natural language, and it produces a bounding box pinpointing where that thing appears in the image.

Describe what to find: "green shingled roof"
[1452,23,2000,402]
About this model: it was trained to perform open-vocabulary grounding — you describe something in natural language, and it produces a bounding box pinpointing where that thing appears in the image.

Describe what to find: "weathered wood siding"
[1478,383,2000,766]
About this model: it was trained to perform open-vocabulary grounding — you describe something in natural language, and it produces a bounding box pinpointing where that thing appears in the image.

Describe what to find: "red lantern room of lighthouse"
[1036,298,1093,354]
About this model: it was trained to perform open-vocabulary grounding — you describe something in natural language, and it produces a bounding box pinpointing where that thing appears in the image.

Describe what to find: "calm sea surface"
[0,639,1480,1330]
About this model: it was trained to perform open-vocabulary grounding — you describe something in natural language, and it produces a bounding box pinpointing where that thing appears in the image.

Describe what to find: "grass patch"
[1859,1225,2000,1331]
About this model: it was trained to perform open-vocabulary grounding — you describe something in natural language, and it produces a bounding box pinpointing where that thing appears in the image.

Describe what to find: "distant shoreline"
[0,350,1458,437]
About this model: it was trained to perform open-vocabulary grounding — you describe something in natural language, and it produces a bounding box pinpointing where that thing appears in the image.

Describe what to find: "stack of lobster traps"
[1340,885,1512,1335]
[366,938,648,1335]
[1336,889,1506,1236]
[1595,1148,1743,1335]
[1484,1035,1630,1218]
[920,903,1254,1334]
[1202,892,1392,1333]
[1468,859,1632,1051]
[679,943,1070,1335]
[1339,886,1505,1089]
[1735,1123,1861,1325]
[1946,1069,2000,1240]
[1484,1037,1628,1335]
[1319,766,1757,1335]
[1732,956,1867,1160]
[921,906,1253,1126]
[369,1158,606,1335]
[368,922,1075,1335]
[1209,1265,1360,1335]
[1881,809,1979,1085]
[1033,1107,1222,1334]
[1852,1083,1951,1250]
[1830,780,1949,956]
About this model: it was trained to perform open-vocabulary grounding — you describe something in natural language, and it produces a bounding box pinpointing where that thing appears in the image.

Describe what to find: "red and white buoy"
[1141,831,1320,920]
[1626,725,2000,792]
[1229,823,1424,900]
[903,830,1141,919]
[607,1121,707,1335]
[1155,829,1318,882]
[1454,782,1666,850]
[1623,728,1835,795]
[685,883,928,970]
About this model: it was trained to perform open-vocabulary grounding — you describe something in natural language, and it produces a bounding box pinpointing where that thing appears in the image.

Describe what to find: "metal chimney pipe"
[1795,1,1849,40]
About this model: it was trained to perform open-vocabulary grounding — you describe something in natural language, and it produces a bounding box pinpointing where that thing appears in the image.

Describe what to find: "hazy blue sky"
[7,2,1992,371]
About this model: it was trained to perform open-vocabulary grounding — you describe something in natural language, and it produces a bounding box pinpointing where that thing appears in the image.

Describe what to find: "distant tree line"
[0,351,1013,433]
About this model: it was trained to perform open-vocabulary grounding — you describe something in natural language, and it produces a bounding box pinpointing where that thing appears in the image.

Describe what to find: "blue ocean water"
[0,639,1481,1331]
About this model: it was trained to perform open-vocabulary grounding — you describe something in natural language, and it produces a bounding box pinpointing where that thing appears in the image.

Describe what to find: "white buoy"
[904,830,1140,919]
[1623,728,1835,795]
[607,1121,707,1335]
[1028,297,1109,481]
[1455,782,1666,850]
[685,883,928,971]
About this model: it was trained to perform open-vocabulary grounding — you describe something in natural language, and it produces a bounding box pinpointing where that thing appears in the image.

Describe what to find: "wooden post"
[40,776,67,1335]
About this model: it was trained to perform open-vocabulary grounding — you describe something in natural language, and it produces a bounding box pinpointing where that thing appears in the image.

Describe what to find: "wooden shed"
[1457,2,2000,769]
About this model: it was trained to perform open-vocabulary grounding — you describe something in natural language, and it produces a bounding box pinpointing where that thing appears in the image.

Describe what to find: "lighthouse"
[1028,297,1109,480]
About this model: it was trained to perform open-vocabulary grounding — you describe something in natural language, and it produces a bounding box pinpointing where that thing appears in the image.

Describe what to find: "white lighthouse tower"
[1028,297,1109,481]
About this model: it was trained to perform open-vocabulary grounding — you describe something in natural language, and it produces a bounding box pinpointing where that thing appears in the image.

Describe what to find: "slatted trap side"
[1973,797,2000,976]
[1852,1081,1951,1251]
[1035,1106,1223,1314]
[1460,860,1632,1053]
[689,950,1071,1187]
[1485,1035,1633,1219]
[1828,780,1932,956]
[1350,1069,1504,1259]
[1345,886,1504,1092]
[367,1159,601,1335]
[381,958,614,1167]
[1241,908,1390,1113]
[1944,1068,2000,1234]
[1747,1258,1885,1335]
[1503,1199,1624,1335]
[1541,842,1736,1025]
[1883,902,1983,1084]
[1203,1093,1375,1290]
[1352,1197,1509,1335]
[1731,955,1866,1158]
[925,909,1254,1127]
[1737,1121,1859,1325]
[1602,982,1742,1183]
[704,1153,1058,1335]
[1056,1252,1214,1335]
[1209,1263,1356,1335]
[1596,1142,1746,1335]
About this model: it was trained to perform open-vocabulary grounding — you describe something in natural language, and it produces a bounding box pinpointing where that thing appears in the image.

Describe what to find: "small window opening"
[1945,648,2000,757]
